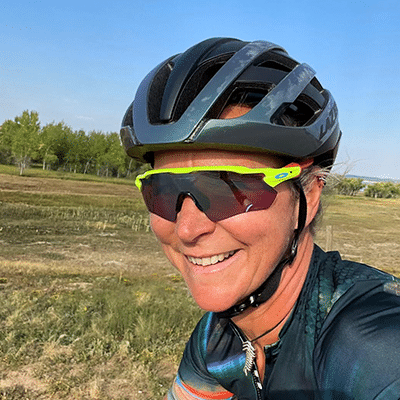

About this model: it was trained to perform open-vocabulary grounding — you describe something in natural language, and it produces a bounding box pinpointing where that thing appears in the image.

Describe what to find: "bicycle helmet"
[120,37,342,318]
[121,37,341,168]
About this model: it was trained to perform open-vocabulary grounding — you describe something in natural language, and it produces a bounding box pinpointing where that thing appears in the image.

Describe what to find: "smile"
[187,251,236,266]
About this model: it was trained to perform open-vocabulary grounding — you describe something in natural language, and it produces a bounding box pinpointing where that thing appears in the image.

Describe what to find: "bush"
[364,182,400,198]
[335,177,365,196]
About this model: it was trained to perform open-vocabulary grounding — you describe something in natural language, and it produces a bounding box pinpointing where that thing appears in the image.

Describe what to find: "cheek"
[220,213,293,256]
[149,214,175,245]
[220,192,297,243]
[150,214,181,268]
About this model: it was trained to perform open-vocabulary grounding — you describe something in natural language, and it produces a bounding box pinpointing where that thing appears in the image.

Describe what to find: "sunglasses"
[135,164,302,222]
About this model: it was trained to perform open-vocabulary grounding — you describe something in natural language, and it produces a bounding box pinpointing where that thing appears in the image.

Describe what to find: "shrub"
[364,182,400,198]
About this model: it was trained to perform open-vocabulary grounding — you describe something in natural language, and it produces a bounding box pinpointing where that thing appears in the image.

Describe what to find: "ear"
[304,174,324,229]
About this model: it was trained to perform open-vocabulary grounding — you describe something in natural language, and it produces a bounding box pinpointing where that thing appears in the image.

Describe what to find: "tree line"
[0,110,146,177]
[334,177,400,198]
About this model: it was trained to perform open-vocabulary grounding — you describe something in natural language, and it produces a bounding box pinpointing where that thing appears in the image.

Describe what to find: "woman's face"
[150,149,299,312]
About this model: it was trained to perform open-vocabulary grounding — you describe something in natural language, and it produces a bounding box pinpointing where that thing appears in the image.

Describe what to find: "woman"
[120,38,400,399]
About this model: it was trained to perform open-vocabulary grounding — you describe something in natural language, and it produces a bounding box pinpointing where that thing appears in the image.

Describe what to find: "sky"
[1,0,399,180]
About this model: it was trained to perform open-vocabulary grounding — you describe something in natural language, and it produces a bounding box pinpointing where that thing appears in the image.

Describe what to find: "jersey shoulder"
[312,245,399,316]
[314,275,400,399]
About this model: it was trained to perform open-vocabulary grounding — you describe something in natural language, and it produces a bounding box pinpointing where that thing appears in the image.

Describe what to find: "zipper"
[251,367,263,400]
[229,322,263,400]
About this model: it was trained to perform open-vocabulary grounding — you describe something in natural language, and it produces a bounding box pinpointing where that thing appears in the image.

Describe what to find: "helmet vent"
[171,55,232,122]
[271,94,321,127]
[255,50,296,72]
[148,61,175,124]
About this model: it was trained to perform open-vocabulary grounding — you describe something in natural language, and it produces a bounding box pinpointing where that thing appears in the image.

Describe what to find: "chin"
[189,287,241,313]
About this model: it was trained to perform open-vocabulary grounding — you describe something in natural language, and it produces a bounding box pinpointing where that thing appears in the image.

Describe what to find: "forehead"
[153,149,284,170]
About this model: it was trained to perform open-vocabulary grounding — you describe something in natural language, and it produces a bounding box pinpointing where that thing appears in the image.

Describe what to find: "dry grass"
[0,172,135,196]
[0,172,202,399]
[315,195,400,277]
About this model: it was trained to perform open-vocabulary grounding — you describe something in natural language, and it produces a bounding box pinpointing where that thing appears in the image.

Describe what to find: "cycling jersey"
[166,245,400,399]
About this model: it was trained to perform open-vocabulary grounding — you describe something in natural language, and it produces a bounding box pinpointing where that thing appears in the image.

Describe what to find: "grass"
[0,164,139,186]
[315,195,400,276]
[1,169,400,398]
[0,271,202,399]
[0,170,204,399]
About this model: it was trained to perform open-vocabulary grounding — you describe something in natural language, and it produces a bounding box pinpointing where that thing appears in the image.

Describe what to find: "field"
[1,166,400,399]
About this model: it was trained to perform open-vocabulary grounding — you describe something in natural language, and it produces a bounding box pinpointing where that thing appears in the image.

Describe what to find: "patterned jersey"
[166,245,400,399]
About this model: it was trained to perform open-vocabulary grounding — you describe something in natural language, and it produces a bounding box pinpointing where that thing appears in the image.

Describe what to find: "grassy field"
[1,168,400,399]
[316,195,400,276]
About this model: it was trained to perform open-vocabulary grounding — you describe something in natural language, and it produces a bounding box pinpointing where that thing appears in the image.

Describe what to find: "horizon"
[345,174,400,184]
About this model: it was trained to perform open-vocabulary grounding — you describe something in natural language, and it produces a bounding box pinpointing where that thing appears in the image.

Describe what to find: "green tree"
[365,182,400,198]
[0,120,14,164]
[10,110,41,175]
[54,125,74,169]
[336,177,365,196]
[75,131,93,174]
[102,133,128,177]
[86,131,108,176]
[65,130,90,173]
[2,113,146,178]
[39,122,70,170]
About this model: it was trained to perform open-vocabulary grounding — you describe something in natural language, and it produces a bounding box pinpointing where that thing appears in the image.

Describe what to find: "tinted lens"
[203,171,277,221]
[141,174,178,222]
[140,171,277,222]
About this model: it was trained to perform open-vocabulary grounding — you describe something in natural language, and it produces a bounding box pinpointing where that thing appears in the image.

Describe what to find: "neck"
[231,232,314,346]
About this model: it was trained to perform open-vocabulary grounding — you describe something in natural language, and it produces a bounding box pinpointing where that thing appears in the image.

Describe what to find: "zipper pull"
[242,340,256,376]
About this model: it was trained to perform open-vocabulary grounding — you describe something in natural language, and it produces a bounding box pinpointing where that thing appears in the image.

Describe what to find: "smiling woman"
[150,149,305,316]
[120,37,400,399]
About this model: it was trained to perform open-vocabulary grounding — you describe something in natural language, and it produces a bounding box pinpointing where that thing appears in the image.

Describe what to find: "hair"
[290,165,330,237]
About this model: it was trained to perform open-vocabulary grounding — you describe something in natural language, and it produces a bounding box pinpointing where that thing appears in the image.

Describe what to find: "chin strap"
[216,181,307,319]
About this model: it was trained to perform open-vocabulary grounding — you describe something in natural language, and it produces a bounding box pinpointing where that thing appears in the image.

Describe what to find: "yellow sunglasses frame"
[135,164,302,191]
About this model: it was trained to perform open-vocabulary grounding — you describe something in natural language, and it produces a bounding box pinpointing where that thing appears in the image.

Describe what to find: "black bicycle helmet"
[121,37,341,168]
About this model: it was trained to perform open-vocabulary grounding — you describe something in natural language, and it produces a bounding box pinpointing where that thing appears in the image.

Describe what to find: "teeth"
[188,251,235,266]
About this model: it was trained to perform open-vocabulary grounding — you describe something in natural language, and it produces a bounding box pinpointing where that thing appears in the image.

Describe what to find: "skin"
[150,105,324,377]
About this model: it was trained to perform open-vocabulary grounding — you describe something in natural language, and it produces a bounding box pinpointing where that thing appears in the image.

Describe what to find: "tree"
[10,110,41,175]
[1,111,146,178]
[52,124,74,169]
[64,130,89,173]
[364,182,400,198]
[0,120,14,164]
[38,122,70,170]
[336,177,365,196]
[102,133,128,178]
[86,131,108,176]
[75,131,92,174]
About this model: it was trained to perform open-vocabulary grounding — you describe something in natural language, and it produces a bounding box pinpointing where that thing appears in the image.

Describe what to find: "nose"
[175,196,216,243]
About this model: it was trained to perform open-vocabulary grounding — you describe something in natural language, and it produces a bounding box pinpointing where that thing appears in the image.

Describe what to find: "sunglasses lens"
[204,172,277,221]
[141,174,178,222]
[140,171,278,222]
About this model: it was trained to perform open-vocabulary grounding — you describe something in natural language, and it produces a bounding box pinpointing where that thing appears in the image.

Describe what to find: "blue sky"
[1,0,399,179]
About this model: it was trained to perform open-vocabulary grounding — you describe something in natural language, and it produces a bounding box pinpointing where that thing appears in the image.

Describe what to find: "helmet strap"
[216,180,307,319]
